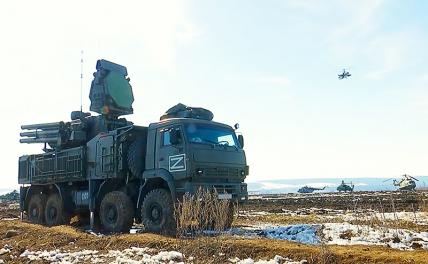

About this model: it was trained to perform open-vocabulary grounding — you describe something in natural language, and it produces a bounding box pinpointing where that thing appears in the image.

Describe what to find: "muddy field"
[243,191,428,212]
[1,191,428,263]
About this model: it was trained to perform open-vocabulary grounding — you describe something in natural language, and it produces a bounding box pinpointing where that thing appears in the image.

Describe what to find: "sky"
[1,0,428,188]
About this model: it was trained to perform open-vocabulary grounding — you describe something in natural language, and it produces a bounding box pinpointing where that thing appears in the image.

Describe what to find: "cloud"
[319,0,423,80]
[326,0,384,40]
[363,31,415,80]
[0,0,200,73]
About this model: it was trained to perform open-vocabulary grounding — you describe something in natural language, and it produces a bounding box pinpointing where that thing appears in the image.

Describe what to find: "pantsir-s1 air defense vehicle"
[18,59,248,233]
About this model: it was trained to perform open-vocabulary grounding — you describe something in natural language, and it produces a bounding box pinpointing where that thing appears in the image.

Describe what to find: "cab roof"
[148,118,234,131]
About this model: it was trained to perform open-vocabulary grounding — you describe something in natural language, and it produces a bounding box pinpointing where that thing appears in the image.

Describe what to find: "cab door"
[155,125,188,179]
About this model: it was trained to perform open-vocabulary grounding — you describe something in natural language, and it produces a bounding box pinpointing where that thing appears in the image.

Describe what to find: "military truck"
[18,59,248,233]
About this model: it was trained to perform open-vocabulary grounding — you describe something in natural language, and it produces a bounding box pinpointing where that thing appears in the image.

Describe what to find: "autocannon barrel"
[19,137,58,144]
[21,122,63,130]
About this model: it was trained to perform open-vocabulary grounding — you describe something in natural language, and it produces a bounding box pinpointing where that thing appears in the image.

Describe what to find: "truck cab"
[147,118,248,200]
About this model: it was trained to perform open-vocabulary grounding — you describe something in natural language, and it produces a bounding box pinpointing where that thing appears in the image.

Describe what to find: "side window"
[163,130,172,146]
[161,126,182,146]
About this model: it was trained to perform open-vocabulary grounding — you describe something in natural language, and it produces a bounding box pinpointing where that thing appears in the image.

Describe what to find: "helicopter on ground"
[298,186,326,194]
[338,69,351,79]
[383,174,419,191]
[337,180,354,192]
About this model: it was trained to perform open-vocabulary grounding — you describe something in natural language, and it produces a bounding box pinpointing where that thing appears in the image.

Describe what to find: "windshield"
[184,123,238,147]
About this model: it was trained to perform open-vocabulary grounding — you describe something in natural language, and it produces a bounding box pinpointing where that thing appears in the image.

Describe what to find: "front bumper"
[182,182,248,202]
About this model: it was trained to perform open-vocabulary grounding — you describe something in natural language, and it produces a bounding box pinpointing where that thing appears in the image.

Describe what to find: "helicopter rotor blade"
[403,174,419,181]
[383,178,394,183]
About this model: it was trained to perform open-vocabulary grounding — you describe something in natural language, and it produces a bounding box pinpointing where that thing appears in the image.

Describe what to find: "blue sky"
[1,0,428,188]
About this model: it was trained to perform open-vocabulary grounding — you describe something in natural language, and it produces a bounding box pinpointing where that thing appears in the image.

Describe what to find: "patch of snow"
[85,229,104,237]
[229,255,305,264]
[231,224,320,244]
[0,248,10,255]
[323,222,428,250]
[262,225,320,244]
[20,247,186,263]
[0,218,19,221]
[233,221,428,251]
[342,211,428,225]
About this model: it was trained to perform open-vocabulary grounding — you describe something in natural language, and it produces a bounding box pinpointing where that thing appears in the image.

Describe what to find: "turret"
[19,59,134,151]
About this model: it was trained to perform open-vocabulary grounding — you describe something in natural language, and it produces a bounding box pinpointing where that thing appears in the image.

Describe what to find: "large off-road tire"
[45,193,70,226]
[141,189,175,234]
[27,193,47,224]
[127,138,146,177]
[99,191,134,233]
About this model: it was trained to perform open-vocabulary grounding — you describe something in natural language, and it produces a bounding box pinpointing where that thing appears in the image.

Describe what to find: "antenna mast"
[80,50,84,112]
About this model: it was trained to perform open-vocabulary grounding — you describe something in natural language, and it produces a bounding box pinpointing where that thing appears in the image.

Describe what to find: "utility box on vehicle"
[18,59,248,233]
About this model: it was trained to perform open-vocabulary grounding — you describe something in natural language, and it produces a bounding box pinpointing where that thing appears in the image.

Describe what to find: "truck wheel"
[127,138,146,177]
[99,191,134,233]
[45,193,70,226]
[27,193,47,224]
[141,189,175,234]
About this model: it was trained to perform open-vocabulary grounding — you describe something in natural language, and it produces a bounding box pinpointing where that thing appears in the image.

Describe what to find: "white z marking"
[169,154,186,172]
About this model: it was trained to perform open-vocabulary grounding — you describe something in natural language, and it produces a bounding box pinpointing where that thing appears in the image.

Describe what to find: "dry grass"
[174,188,233,237]
[237,208,428,233]
[310,243,338,264]
[235,213,342,227]
[0,220,427,263]
[173,188,235,263]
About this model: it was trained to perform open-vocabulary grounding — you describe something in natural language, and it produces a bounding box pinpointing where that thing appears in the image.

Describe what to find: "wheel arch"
[95,179,123,209]
[138,169,176,210]
[23,185,49,212]
[30,183,73,213]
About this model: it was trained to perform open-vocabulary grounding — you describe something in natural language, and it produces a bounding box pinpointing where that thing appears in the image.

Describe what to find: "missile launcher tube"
[21,122,64,130]
[19,130,60,138]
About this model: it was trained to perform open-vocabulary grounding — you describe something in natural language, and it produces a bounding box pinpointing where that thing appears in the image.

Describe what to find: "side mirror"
[238,134,244,148]
[234,123,240,130]
[170,129,182,145]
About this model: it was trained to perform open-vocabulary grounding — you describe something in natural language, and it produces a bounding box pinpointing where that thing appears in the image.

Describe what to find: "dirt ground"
[1,220,428,264]
[0,202,19,220]
[1,192,428,263]
[242,191,428,213]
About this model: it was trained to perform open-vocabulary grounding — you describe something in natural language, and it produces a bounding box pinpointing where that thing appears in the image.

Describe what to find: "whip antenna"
[80,50,84,112]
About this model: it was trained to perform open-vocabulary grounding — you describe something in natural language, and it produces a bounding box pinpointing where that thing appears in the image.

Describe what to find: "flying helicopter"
[337,180,354,192]
[338,69,351,79]
[383,174,419,191]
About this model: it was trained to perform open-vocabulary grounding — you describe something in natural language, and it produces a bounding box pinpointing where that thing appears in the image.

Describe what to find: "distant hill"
[0,190,19,202]
[247,177,428,194]
[0,188,16,195]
